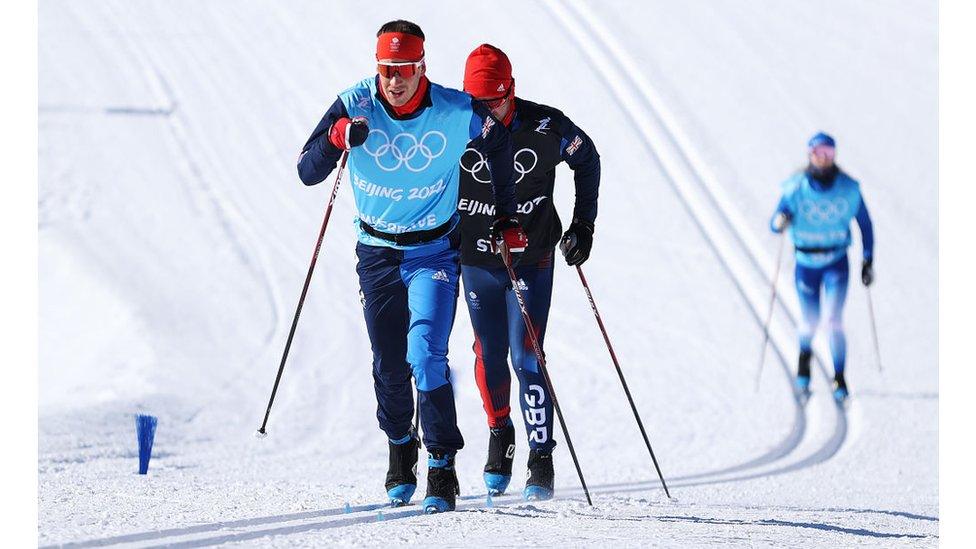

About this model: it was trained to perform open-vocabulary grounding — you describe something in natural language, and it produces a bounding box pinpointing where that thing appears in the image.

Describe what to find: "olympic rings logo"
[798,197,850,225]
[459,147,538,184]
[361,129,448,172]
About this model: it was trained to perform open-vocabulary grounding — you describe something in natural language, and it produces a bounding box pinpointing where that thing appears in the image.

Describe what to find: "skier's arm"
[855,198,874,261]
[469,102,516,217]
[557,119,601,225]
[297,98,349,186]
[769,196,792,233]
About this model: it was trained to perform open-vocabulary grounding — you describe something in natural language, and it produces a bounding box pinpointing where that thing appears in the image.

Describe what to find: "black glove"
[559,219,594,266]
[861,259,874,286]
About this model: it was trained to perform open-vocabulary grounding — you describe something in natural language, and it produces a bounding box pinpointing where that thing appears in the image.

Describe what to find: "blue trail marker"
[135,414,158,475]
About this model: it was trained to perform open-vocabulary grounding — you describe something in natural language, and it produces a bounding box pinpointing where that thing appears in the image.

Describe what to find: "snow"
[38,0,937,546]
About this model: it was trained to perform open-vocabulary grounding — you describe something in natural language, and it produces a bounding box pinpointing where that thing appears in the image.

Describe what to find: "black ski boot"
[385,432,419,507]
[522,448,554,501]
[833,371,849,404]
[795,349,812,396]
[422,450,460,514]
[484,419,516,495]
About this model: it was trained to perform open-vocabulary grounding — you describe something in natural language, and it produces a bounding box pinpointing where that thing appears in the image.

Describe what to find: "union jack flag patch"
[565,135,583,156]
[481,116,495,139]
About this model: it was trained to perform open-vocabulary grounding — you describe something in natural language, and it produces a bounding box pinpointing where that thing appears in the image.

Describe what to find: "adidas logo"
[496,83,505,92]
[432,270,450,282]
[515,278,529,291]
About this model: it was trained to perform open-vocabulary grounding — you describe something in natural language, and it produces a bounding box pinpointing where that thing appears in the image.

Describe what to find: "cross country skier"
[457,44,601,500]
[769,132,874,403]
[297,21,527,514]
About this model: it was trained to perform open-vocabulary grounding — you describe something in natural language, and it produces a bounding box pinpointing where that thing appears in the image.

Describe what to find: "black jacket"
[458,98,600,267]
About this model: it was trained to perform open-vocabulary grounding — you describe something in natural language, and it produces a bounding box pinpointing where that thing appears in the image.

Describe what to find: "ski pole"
[865,287,883,372]
[256,151,349,438]
[413,386,422,447]
[754,231,787,391]
[572,265,672,499]
[499,243,593,506]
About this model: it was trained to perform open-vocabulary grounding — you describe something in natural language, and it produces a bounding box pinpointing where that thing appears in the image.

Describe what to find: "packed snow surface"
[39,0,937,546]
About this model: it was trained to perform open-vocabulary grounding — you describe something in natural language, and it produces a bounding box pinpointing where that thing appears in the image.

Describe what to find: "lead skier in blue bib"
[296,20,526,514]
[769,132,875,403]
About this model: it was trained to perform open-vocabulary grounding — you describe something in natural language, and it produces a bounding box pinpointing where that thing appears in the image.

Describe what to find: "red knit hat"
[463,44,513,98]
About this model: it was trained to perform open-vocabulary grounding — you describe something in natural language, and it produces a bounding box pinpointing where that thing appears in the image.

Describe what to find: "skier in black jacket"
[458,44,601,501]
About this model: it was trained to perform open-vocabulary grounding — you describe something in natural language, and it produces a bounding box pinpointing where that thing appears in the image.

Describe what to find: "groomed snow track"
[41,3,867,546]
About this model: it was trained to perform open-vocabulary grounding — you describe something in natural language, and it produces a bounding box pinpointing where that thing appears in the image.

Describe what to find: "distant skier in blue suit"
[769,132,874,402]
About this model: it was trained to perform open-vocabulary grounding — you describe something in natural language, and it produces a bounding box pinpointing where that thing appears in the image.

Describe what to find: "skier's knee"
[372,367,411,390]
[411,360,450,392]
[827,318,844,334]
[798,328,815,350]
[473,338,508,369]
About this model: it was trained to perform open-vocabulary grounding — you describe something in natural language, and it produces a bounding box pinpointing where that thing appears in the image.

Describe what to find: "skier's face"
[469,89,513,124]
[377,58,425,107]
[809,145,836,170]
[483,95,513,123]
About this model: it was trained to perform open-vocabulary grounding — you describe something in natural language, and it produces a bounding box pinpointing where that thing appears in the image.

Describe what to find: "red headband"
[376,32,424,61]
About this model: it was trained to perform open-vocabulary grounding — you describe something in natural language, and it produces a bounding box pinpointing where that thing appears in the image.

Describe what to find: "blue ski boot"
[794,375,811,396]
[833,372,849,404]
[385,432,419,507]
[484,419,516,496]
[522,449,554,501]
[422,450,459,514]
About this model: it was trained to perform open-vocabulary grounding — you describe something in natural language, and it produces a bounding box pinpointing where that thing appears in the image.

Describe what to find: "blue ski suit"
[298,76,516,452]
[770,167,874,375]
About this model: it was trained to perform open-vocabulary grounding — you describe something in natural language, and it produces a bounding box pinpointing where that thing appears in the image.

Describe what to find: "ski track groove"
[214,5,371,450]
[545,0,848,480]
[55,468,928,549]
[96,1,285,426]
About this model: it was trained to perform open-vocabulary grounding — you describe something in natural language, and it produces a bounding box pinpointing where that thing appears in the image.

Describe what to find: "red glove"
[329,116,369,150]
[489,216,528,254]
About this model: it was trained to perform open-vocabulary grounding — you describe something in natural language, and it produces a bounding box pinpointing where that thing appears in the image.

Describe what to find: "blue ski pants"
[795,255,850,375]
[355,231,464,452]
[460,254,557,453]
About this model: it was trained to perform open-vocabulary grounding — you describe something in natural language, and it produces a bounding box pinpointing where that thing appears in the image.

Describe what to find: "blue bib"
[340,78,474,249]
[780,172,863,268]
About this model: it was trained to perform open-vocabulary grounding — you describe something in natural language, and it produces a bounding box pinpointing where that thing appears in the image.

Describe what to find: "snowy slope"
[38,0,938,546]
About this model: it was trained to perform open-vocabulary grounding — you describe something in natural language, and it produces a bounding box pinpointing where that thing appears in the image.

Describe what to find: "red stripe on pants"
[473,335,510,428]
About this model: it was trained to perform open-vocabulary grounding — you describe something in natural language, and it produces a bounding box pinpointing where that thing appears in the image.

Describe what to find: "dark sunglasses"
[377,59,424,79]
[479,79,514,110]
